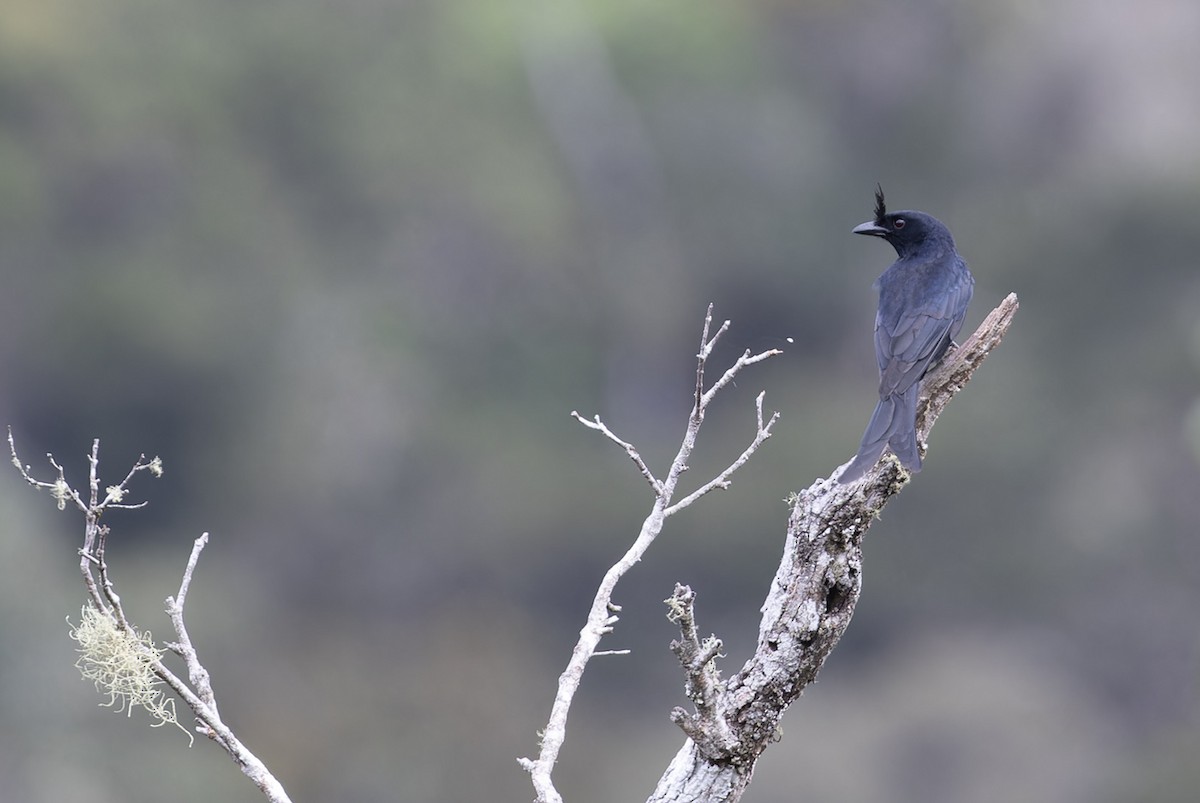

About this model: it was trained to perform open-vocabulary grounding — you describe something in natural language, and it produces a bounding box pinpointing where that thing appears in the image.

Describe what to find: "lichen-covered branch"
[8,433,293,803]
[665,584,736,756]
[646,293,1018,803]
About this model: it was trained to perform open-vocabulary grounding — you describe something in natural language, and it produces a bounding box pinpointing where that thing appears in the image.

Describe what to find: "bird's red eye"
[893,218,906,230]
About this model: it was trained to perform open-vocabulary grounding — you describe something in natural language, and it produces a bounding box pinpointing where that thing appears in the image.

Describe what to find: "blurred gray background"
[1,1,1198,801]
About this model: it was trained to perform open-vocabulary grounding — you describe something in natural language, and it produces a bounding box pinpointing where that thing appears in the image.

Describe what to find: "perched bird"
[838,187,974,483]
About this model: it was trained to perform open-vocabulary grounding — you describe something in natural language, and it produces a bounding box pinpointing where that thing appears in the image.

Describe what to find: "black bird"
[838,187,974,483]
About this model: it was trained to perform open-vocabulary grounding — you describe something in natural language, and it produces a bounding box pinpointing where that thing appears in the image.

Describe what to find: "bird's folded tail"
[837,384,921,483]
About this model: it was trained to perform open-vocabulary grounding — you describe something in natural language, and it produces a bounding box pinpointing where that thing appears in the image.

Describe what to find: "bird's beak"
[852,220,888,237]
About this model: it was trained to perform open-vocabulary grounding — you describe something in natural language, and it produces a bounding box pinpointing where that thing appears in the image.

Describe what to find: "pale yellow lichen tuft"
[51,478,70,511]
[68,604,193,745]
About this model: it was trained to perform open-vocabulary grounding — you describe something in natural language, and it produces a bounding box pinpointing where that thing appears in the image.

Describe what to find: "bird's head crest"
[873,184,887,224]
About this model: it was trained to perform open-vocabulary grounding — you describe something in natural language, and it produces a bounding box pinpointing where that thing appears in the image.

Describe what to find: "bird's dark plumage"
[838,187,974,483]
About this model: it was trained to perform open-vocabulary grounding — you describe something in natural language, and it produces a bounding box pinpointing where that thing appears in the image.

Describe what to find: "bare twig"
[665,392,779,516]
[570,412,662,493]
[8,434,293,803]
[165,533,219,718]
[701,349,780,409]
[693,304,728,411]
[521,306,781,803]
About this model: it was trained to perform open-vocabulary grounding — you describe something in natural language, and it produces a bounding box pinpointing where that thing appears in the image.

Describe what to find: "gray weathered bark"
[648,293,1019,803]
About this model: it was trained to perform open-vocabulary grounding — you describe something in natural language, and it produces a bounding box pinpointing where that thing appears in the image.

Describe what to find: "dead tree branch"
[520,304,782,803]
[8,431,292,803]
[646,293,1019,803]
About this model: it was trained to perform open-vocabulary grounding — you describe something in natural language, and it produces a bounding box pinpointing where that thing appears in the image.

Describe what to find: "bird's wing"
[875,275,971,396]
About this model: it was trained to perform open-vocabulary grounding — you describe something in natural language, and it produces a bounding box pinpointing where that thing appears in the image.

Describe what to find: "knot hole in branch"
[823,569,858,618]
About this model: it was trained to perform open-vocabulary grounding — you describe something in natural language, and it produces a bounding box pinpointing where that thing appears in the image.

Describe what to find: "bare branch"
[693,303,728,410]
[174,533,207,611]
[522,306,781,803]
[665,392,779,516]
[570,411,662,493]
[165,533,219,719]
[701,348,783,409]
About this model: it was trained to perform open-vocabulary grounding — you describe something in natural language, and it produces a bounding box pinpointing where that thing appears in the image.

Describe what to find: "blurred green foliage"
[2,1,1199,801]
